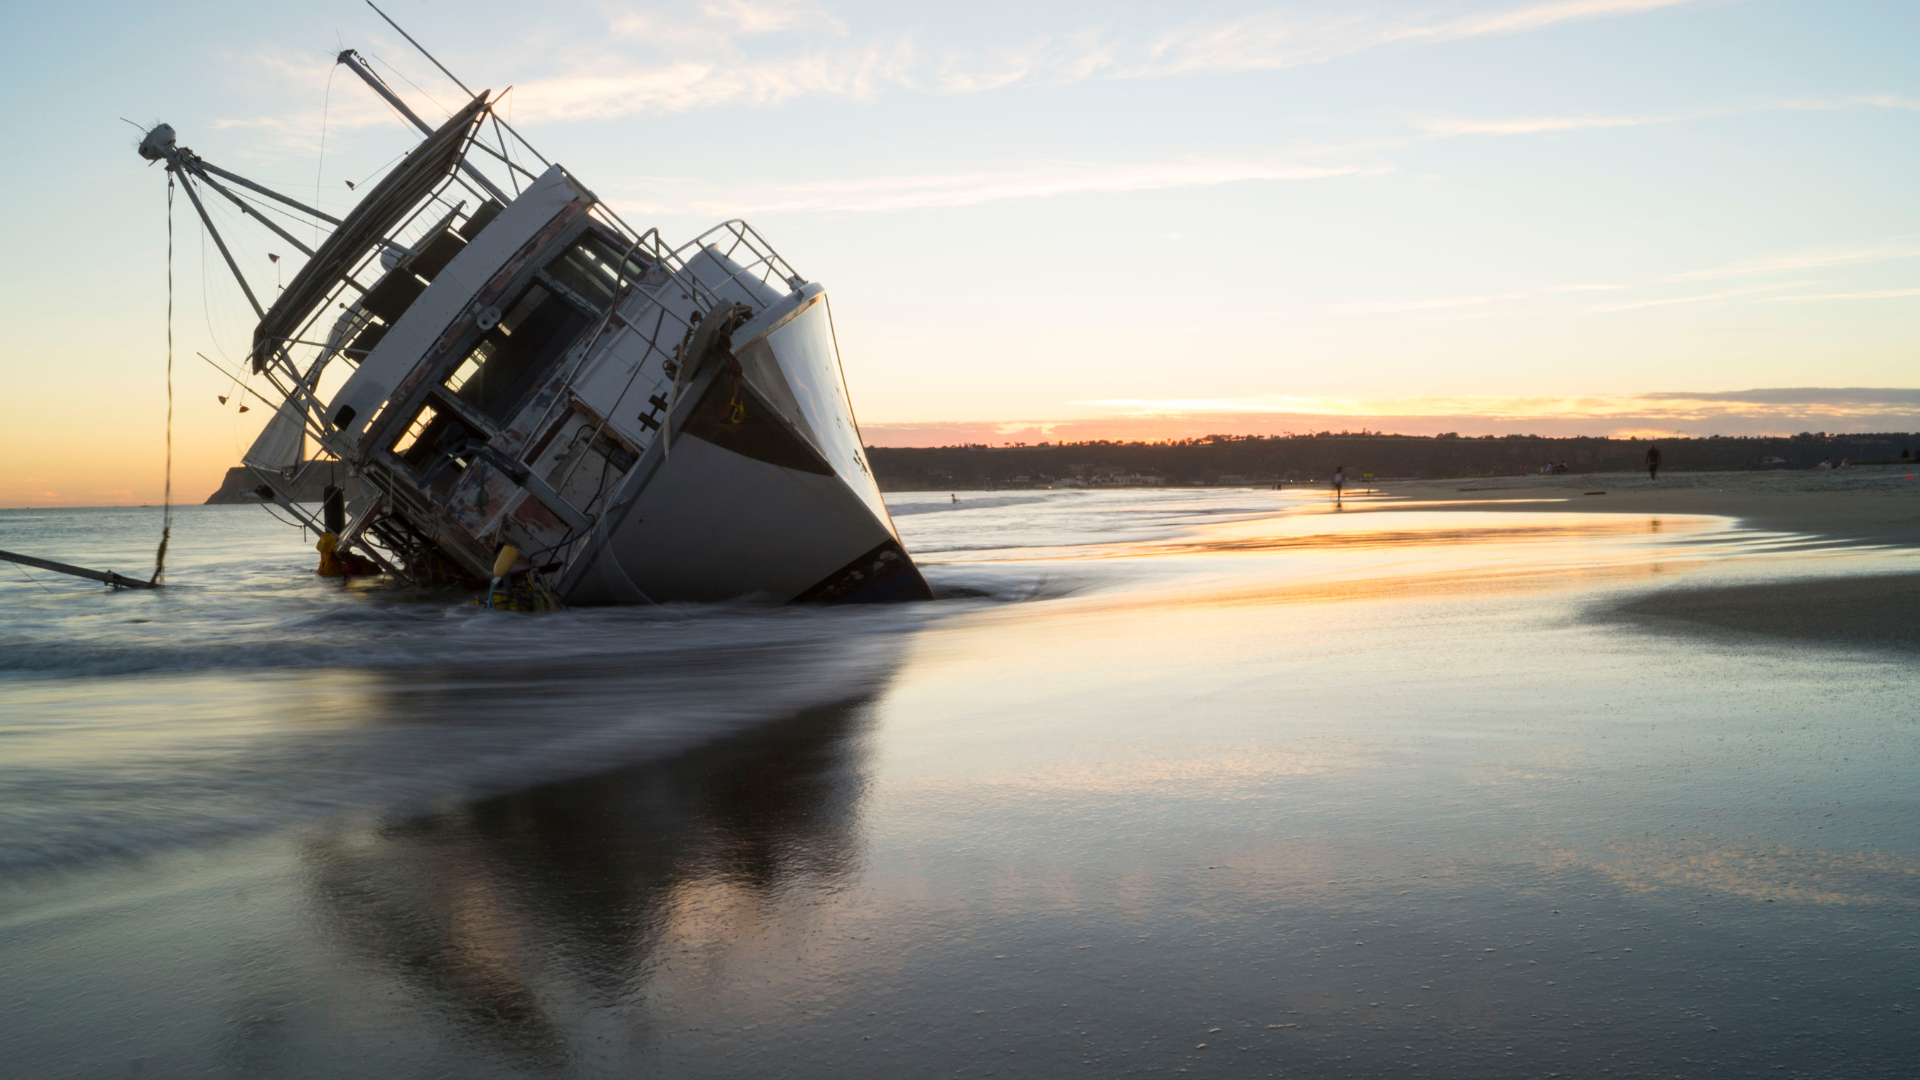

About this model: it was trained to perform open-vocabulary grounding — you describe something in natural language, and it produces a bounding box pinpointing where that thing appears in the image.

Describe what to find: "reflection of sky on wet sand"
[4,493,1918,1077]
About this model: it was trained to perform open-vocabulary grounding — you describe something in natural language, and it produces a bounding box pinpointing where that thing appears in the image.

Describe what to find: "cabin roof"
[249,93,491,371]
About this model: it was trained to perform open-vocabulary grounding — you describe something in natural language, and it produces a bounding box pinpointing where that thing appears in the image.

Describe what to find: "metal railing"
[671,220,807,312]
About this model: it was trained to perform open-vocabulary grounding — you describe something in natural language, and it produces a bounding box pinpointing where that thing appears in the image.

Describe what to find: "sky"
[0,0,1915,504]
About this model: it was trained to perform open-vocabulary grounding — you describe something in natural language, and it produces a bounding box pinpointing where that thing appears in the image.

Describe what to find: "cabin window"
[392,403,440,455]
[442,282,593,422]
[392,399,485,493]
[542,232,650,311]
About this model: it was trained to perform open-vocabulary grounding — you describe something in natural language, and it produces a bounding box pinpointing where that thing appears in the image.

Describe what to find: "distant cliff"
[204,466,367,505]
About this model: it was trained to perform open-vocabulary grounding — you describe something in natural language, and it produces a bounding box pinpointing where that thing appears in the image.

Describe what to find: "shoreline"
[1369,465,1920,549]
[1368,468,1920,652]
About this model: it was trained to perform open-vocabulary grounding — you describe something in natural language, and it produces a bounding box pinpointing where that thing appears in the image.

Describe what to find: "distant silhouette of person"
[1333,465,1345,503]
[1646,445,1662,481]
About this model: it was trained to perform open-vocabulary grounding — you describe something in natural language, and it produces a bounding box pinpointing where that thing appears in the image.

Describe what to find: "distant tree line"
[864,431,1920,490]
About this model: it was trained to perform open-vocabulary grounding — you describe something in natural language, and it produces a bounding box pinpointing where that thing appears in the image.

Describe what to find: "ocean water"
[1,490,1916,1077]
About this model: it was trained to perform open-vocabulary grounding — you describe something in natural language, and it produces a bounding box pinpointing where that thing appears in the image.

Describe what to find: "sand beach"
[1382,465,1920,546]
[1369,468,1920,653]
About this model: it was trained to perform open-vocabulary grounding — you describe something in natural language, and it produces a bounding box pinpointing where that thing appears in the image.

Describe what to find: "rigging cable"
[12,560,57,594]
[369,53,450,118]
[152,174,175,585]
[315,64,336,249]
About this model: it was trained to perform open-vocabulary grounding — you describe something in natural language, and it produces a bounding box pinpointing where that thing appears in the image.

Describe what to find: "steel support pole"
[171,166,265,319]
[192,158,342,225]
[364,0,554,168]
[336,50,510,205]
[188,165,316,257]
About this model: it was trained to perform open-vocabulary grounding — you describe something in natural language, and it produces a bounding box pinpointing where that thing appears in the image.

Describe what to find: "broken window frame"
[429,222,655,428]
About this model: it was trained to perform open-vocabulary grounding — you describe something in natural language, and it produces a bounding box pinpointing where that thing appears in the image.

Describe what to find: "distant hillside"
[204,466,367,505]
[204,431,1920,503]
[865,432,1920,490]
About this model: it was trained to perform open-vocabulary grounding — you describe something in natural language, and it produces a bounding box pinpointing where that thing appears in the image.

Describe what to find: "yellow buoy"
[492,545,521,579]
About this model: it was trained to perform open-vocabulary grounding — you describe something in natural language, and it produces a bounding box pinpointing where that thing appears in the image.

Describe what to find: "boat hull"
[561,293,929,605]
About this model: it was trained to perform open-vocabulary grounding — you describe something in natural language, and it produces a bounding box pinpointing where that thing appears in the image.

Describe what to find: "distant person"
[1646,445,1662,481]
[951,494,958,503]
[1816,458,1833,470]
[1333,465,1345,502]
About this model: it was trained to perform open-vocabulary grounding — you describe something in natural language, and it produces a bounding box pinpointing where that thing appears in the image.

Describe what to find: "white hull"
[564,292,927,604]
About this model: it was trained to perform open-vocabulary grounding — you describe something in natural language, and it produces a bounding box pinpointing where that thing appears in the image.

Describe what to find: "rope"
[152,175,175,585]
[12,560,56,594]
[369,53,451,118]
[315,64,335,249]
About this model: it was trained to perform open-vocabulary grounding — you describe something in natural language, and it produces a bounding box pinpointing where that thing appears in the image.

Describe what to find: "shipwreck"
[137,26,929,605]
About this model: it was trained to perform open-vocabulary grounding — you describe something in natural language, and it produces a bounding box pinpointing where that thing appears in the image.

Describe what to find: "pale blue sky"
[2,0,1916,501]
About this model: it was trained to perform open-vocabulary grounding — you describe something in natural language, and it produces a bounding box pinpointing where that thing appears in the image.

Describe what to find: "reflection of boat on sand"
[139,29,928,604]
[302,695,878,1063]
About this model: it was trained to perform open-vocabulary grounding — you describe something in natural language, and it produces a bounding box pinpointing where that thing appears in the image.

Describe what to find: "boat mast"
[140,125,266,319]
[333,49,510,205]
[136,124,373,318]
[364,0,553,169]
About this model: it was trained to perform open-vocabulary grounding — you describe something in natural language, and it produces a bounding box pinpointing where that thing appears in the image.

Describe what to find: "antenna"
[363,0,553,168]
[367,1,472,94]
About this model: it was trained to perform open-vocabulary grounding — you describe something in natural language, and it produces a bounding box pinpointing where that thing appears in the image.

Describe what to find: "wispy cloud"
[1658,243,1920,282]
[1415,94,1920,141]
[214,0,1741,153]
[1340,282,1622,314]
[1083,388,1920,421]
[1338,239,1920,316]
[1422,113,1682,135]
[863,387,1920,444]
[1768,286,1920,303]
[506,0,1715,121]
[1408,0,1707,40]
[1778,92,1920,114]
[1656,387,1920,405]
[1123,0,1707,80]
[1585,281,1808,312]
[615,158,1381,215]
[611,0,848,42]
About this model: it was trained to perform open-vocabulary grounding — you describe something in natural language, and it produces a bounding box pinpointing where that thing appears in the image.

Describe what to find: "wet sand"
[1605,573,1920,651]
[3,496,1917,1078]
[1380,466,1920,547]
[1376,468,1920,651]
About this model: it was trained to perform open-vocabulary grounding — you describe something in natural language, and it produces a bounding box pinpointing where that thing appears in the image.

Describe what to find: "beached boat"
[138,37,929,605]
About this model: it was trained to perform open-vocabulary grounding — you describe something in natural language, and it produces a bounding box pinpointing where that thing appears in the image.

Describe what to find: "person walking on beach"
[1646,445,1662,481]
[1332,465,1345,503]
